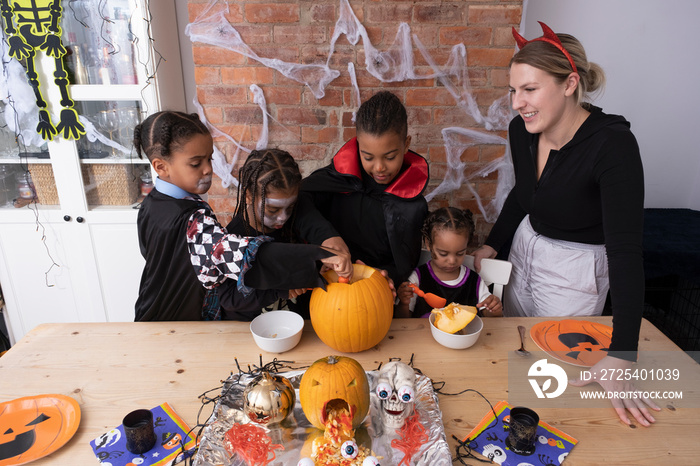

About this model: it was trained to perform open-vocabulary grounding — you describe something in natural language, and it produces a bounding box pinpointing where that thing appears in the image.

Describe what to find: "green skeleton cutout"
[1,0,84,140]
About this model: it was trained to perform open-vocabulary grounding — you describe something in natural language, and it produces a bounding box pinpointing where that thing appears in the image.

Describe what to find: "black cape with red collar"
[300,137,429,284]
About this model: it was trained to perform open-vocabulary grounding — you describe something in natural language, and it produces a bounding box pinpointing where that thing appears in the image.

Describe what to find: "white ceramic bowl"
[250,311,304,353]
[429,313,483,350]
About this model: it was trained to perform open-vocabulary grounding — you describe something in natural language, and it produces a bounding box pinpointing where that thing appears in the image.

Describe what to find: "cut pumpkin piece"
[431,302,478,334]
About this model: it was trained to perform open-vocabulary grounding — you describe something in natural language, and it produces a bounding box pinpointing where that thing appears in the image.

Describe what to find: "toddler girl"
[396,207,502,318]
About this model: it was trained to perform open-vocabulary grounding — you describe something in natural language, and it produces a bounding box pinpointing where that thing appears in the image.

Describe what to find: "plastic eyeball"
[398,385,415,403]
[376,382,392,400]
[297,458,315,466]
[341,440,359,459]
[363,456,381,466]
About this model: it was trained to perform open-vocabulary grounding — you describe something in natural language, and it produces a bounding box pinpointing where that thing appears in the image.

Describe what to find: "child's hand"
[397,281,414,305]
[319,246,353,281]
[319,237,351,275]
[321,236,350,255]
[477,294,502,317]
[288,288,307,299]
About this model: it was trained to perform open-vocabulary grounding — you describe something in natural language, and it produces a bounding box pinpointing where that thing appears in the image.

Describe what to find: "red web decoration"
[223,422,284,466]
[391,411,429,466]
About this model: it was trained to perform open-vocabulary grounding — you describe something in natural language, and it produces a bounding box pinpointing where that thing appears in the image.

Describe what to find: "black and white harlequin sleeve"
[186,208,261,289]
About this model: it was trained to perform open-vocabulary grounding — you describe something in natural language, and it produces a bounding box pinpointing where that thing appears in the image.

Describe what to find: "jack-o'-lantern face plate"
[530,320,612,367]
[0,394,81,466]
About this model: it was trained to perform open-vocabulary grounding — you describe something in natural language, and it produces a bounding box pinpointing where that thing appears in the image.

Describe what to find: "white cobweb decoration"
[185,0,517,221]
[193,97,245,189]
[250,84,269,151]
[78,116,130,156]
[0,38,45,150]
[347,62,360,123]
[426,127,514,223]
[185,1,339,99]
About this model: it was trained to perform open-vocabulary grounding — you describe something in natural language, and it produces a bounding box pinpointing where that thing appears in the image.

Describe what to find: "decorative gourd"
[432,302,477,334]
[309,263,393,353]
[243,372,296,425]
[299,355,370,430]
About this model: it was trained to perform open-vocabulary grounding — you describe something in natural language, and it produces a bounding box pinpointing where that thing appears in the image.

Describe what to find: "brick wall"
[187,0,522,245]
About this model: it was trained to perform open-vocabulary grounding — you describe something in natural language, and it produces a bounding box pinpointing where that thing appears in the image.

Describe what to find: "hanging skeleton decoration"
[1,0,84,140]
[375,361,416,430]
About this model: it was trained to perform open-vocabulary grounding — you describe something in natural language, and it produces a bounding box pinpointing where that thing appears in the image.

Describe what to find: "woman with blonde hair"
[473,22,659,426]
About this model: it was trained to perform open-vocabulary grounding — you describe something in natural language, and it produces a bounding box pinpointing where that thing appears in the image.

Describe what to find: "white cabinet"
[0,0,185,342]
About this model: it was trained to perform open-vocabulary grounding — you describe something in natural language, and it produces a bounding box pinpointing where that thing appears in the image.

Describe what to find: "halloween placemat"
[463,401,578,465]
[89,402,196,466]
[530,320,612,367]
[193,369,452,465]
[0,394,80,466]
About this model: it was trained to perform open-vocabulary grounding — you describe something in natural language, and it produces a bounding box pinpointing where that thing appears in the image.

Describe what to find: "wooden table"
[0,317,698,465]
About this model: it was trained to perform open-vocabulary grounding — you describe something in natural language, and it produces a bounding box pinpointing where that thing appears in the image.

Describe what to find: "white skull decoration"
[375,361,416,429]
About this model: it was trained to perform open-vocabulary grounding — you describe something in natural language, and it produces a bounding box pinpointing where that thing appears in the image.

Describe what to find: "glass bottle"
[0,165,15,206]
[111,7,138,84]
[64,32,89,85]
[15,171,36,201]
[85,47,102,84]
[71,44,89,85]
[140,171,154,197]
[99,47,114,85]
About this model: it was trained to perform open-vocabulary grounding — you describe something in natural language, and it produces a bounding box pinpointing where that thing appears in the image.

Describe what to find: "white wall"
[523,0,700,210]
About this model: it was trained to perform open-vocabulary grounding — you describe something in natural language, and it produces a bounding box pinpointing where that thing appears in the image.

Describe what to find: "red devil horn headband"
[512,21,578,73]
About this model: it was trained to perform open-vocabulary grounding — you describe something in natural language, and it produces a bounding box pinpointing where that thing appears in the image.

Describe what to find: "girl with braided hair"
[133,111,352,322]
[228,148,302,242]
[220,149,308,320]
[396,207,502,318]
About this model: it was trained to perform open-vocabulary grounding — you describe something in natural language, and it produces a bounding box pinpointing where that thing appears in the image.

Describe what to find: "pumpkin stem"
[327,355,339,365]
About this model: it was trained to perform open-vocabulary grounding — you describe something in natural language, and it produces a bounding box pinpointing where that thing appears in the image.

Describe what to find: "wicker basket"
[28,163,141,206]
[81,164,140,206]
[28,164,59,205]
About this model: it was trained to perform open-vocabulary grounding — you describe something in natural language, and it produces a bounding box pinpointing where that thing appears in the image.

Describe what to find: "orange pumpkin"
[299,355,370,430]
[309,263,393,353]
[0,394,80,465]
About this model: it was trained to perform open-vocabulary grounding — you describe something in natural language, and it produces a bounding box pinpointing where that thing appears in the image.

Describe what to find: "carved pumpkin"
[299,355,370,430]
[0,394,80,465]
[309,264,393,353]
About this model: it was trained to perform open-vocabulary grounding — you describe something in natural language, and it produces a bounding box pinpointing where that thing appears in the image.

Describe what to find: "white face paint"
[375,361,416,429]
[250,194,297,231]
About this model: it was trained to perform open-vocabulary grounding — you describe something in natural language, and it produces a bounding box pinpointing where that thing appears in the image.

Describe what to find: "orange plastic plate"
[530,320,613,367]
[0,394,81,466]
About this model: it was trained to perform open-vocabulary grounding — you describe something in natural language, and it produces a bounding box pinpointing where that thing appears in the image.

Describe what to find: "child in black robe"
[222,148,340,320]
[299,91,429,287]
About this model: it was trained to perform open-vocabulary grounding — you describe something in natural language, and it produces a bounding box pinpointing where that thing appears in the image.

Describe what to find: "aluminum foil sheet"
[193,369,452,465]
